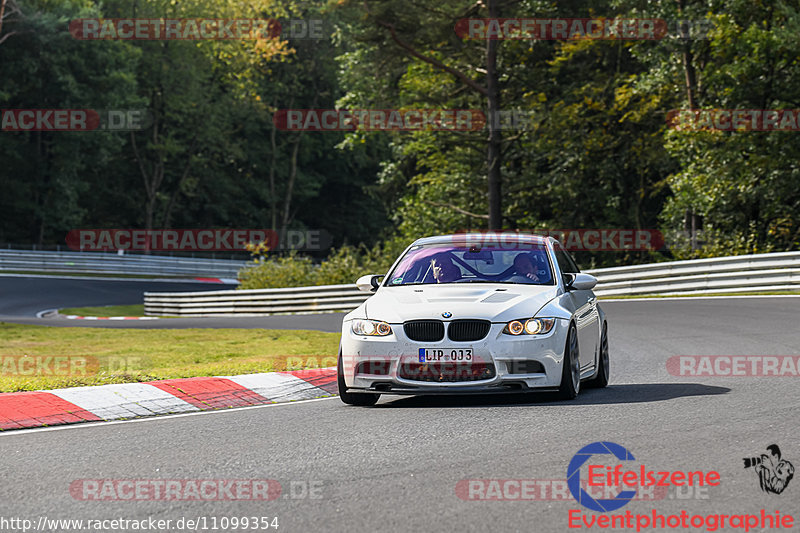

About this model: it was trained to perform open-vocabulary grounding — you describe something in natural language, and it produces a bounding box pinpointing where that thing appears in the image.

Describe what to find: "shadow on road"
[376,383,730,409]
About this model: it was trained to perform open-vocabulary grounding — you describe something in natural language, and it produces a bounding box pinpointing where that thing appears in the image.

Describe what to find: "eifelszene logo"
[567,441,638,512]
[566,441,721,512]
[743,445,794,495]
[566,441,795,531]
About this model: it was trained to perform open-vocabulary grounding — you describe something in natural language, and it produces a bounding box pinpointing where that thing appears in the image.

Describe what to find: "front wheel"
[556,323,580,400]
[338,353,380,406]
[585,322,609,389]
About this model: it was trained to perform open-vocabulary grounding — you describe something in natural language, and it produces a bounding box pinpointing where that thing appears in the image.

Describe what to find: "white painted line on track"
[601,294,800,302]
[0,396,339,437]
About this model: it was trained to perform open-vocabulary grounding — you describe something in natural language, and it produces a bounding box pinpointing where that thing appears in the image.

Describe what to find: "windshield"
[385,243,554,286]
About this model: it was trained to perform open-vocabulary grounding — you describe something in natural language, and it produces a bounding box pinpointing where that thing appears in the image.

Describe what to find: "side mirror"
[565,273,598,291]
[356,274,382,293]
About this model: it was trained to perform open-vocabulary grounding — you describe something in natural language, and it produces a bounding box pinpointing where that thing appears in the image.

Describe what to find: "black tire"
[585,322,609,389]
[337,353,380,406]
[557,323,580,400]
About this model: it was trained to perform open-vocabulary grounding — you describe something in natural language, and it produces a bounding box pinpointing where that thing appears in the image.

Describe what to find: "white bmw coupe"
[338,233,609,406]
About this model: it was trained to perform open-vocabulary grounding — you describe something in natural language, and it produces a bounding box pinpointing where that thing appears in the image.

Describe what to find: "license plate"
[419,348,473,363]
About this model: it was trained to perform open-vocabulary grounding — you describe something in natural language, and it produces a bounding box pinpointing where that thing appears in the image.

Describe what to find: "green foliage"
[333,0,800,265]
[657,2,800,256]
[333,0,678,267]
[0,0,389,248]
[238,253,318,289]
[238,237,409,289]
[0,0,142,242]
[3,0,799,267]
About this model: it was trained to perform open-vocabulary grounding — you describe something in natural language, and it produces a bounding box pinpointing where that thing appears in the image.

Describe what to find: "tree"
[0,0,141,244]
[0,0,21,45]
[641,0,800,255]
[337,0,509,228]
[96,0,290,244]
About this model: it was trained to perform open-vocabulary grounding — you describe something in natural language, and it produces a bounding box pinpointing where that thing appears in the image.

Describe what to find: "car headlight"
[503,318,556,336]
[351,319,393,336]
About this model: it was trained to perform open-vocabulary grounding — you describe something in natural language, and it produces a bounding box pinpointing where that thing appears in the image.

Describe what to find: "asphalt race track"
[0,276,345,331]
[0,277,798,532]
[0,276,227,318]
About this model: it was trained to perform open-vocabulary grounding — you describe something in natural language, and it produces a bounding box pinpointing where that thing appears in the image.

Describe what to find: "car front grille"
[403,320,445,342]
[397,362,496,382]
[447,320,491,342]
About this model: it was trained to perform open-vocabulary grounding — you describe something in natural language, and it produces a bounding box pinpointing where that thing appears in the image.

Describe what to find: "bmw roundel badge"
[442,312,452,318]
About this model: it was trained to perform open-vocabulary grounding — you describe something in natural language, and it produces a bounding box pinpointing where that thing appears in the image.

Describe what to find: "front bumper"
[340,319,569,394]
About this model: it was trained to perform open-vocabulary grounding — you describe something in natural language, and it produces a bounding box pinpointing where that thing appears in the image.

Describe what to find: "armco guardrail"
[589,251,800,297]
[0,249,247,279]
[143,251,800,316]
[145,284,371,316]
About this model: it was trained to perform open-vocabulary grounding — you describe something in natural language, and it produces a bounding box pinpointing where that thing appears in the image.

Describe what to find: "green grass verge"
[0,323,340,392]
[59,304,146,317]
[600,290,800,299]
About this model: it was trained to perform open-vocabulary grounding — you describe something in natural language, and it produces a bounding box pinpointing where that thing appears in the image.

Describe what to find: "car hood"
[357,284,559,323]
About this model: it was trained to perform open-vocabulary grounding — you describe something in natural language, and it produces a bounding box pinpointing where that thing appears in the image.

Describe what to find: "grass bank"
[0,323,339,392]
[59,304,146,316]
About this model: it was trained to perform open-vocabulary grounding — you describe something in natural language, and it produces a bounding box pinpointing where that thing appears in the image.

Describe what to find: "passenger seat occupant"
[431,254,462,283]
[529,250,552,283]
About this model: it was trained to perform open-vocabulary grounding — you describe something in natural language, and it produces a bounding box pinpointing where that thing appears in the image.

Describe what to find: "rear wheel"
[557,324,580,400]
[338,353,380,406]
[585,322,609,389]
